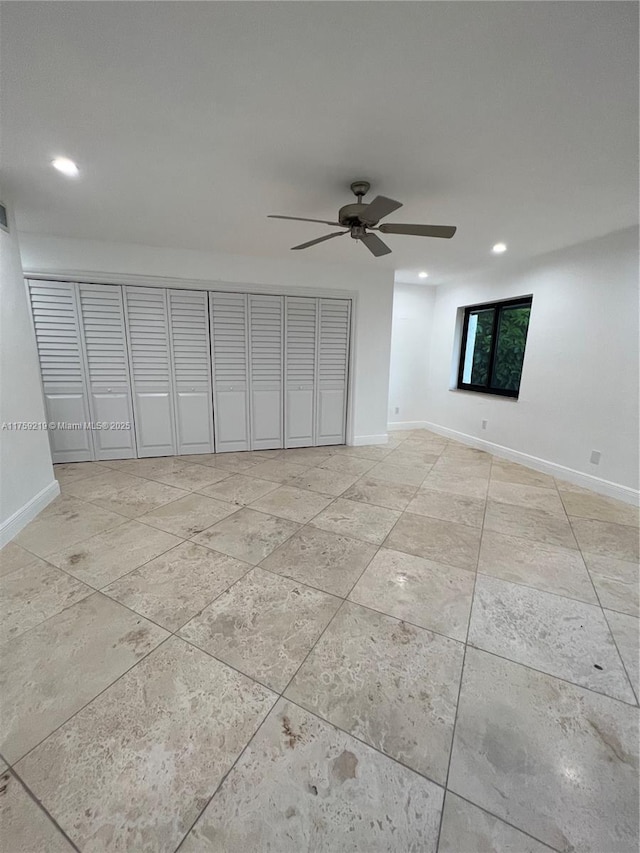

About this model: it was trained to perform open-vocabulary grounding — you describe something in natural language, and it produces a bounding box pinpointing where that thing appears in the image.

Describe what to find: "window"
[457,296,532,397]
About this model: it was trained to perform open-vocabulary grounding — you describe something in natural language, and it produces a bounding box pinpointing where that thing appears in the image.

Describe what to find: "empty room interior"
[0,2,639,852]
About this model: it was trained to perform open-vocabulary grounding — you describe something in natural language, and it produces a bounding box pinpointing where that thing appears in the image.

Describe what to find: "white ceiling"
[2,1,637,284]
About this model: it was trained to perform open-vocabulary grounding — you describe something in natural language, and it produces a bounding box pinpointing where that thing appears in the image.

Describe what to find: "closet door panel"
[284,297,317,448]
[168,290,214,455]
[124,287,176,457]
[316,298,350,446]
[249,295,283,450]
[78,284,136,460]
[28,280,93,462]
[210,292,249,452]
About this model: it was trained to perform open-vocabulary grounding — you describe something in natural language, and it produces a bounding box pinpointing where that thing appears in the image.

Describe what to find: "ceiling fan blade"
[360,232,392,257]
[269,215,342,226]
[291,231,346,251]
[359,195,403,225]
[378,223,457,239]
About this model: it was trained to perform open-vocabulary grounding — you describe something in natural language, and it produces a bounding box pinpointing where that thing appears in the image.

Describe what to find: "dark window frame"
[457,295,532,398]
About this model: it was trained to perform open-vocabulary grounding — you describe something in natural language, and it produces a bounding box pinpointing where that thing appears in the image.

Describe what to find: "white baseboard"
[423,422,639,507]
[0,480,60,548]
[351,433,389,447]
[387,421,429,432]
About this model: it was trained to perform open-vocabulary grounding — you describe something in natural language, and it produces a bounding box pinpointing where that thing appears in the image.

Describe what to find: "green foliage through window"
[458,297,532,398]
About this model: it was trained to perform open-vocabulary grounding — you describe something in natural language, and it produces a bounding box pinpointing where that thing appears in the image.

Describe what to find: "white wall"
[387,283,435,429]
[19,234,395,444]
[0,202,57,544]
[421,227,639,498]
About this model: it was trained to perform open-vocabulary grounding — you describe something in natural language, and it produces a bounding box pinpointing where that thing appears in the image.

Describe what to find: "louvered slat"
[29,282,84,384]
[249,295,283,449]
[316,298,350,445]
[124,286,176,456]
[210,292,249,452]
[168,289,214,454]
[211,293,248,384]
[77,283,136,459]
[284,296,317,448]
[28,280,93,462]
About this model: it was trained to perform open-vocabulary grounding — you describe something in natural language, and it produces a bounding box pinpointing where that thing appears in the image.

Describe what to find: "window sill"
[449,387,520,401]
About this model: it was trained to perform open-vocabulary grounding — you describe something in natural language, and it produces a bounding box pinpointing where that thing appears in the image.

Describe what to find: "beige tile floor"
[0,429,638,852]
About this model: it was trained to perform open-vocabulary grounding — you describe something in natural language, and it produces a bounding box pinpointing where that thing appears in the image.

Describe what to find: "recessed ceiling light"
[418,271,429,279]
[492,242,507,254]
[51,157,79,177]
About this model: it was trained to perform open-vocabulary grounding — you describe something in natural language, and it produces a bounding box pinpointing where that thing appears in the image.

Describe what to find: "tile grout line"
[2,765,83,853]
[434,452,492,853]
[555,476,638,706]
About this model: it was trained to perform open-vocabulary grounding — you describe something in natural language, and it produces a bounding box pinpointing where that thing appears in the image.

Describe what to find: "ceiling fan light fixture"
[492,242,507,254]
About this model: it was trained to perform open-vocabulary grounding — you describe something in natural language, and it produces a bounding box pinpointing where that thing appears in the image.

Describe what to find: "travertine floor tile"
[260,526,377,597]
[484,501,577,549]
[198,473,279,506]
[139,492,238,537]
[605,610,639,699]
[560,488,639,527]
[0,542,41,577]
[180,698,444,853]
[0,559,92,644]
[439,792,554,853]
[406,490,486,528]
[288,466,360,497]
[15,496,126,558]
[448,648,639,853]
[478,530,597,603]
[341,476,418,511]
[491,460,556,489]
[250,485,333,523]
[488,481,565,515]
[16,638,275,853]
[329,444,394,462]
[420,470,489,499]
[47,520,181,588]
[365,461,428,487]
[469,575,635,702]
[0,770,76,852]
[571,517,639,563]
[53,461,110,486]
[179,568,340,691]
[384,449,439,469]
[349,548,474,641]
[103,542,251,631]
[192,508,300,564]
[318,454,377,477]
[0,593,168,763]
[310,498,400,545]
[286,602,464,783]
[248,459,311,483]
[385,512,481,571]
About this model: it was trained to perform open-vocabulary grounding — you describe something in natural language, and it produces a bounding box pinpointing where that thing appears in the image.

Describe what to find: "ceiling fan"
[268,181,456,257]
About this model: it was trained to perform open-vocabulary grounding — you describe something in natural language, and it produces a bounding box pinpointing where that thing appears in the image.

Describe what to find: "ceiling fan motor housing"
[338,203,369,228]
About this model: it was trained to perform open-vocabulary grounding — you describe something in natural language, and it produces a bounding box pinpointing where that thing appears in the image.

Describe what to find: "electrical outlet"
[394,407,400,415]
[481,419,488,430]
[590,450,601,465]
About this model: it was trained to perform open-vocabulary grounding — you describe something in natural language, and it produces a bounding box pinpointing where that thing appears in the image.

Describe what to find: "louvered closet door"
[124,287,176,457]
[316,298,350,445]
[248,295,283,450]
[168,289,214,455]
[210,292,250,452]
[28,280,93,463]
[78,284,136,460]
[284,297,317,448]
